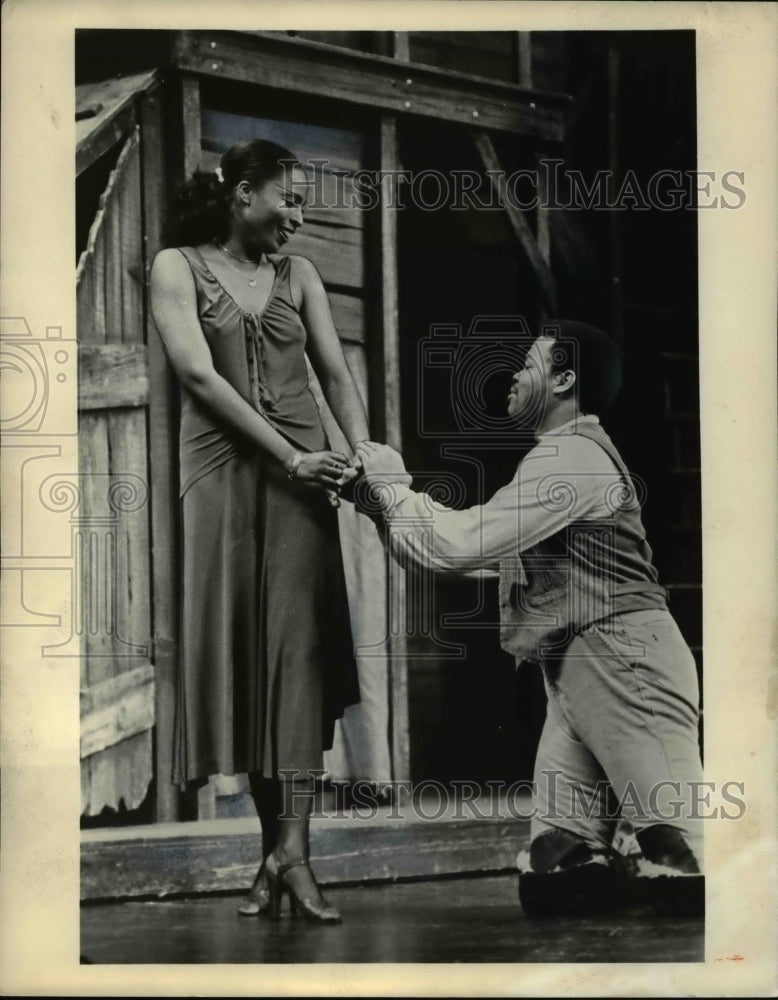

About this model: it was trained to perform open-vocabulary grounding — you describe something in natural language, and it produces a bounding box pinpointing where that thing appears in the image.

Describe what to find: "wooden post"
[520,33,553,325]
[377,114,410,784]
[392,32,410,62]
[608,44,623,345]
[517,32,533,88]
[140,84,181,823]
[180,74,203,176]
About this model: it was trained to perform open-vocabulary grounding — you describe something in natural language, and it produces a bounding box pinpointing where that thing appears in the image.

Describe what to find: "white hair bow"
[214,165,224,184]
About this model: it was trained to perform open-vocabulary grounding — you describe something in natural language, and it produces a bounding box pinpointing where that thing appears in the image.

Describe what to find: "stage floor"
[80,872,704,964]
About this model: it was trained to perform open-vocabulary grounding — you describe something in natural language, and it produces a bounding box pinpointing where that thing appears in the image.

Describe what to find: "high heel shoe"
[237,859,271,916]
[265,853,342,924]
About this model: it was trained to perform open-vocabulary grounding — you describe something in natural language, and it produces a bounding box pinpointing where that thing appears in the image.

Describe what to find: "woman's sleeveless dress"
[172,246,359,786]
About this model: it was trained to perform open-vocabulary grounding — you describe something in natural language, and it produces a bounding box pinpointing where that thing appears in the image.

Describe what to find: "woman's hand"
[291,450,358,489]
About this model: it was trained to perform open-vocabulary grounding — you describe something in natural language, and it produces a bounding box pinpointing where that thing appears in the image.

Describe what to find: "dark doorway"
[397,118,547,785]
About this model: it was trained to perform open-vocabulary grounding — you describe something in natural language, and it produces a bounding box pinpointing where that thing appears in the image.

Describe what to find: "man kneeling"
[357,321,703,916]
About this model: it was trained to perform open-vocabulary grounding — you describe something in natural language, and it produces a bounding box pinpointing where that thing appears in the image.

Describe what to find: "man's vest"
[498,420,668,662]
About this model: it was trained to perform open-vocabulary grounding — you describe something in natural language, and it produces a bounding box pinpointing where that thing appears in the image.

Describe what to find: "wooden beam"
[80,662,155,758]
[81,796,530,899]
[376,116,411,785]
[472,131,557,312]
[517,33,533,88]
[76,69,159,176]
[180,74,202,176]
[520,35,553,324]
[380,121,402,455]
[608,45,624,345]
[140,85,181,824]
[78,344,148,410]
[172,30,568,142]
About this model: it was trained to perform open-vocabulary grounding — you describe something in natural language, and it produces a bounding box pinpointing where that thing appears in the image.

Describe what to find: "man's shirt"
[381,415,624,573]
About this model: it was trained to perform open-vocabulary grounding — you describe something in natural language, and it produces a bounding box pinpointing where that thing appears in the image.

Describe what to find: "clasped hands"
[290,449,360,507]
[355,440,410,485]
[291,441,409,508]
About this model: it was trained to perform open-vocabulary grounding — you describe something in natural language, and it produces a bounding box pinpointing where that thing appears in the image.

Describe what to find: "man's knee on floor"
[636,824,700,873]
[529,829,597,874]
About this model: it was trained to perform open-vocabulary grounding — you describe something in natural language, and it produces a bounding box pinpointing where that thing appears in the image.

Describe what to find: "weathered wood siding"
[77,130,155,816]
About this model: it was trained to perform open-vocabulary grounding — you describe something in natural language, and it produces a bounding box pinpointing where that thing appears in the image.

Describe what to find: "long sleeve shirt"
[379,415,624,574]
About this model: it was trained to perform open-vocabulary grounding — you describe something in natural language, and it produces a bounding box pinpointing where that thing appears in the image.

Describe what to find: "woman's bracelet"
[285,451,303,480]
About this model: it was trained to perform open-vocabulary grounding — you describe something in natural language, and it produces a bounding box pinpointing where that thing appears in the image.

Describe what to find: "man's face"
[506,337,555,424]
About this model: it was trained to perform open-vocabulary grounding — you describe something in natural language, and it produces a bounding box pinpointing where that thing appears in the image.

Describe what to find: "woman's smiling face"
[238,163,310,254]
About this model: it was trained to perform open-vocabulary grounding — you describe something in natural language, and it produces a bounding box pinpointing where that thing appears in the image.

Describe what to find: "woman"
[149,139,370,923]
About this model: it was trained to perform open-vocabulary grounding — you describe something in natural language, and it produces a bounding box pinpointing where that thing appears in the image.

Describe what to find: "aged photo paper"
[1,0,776,995]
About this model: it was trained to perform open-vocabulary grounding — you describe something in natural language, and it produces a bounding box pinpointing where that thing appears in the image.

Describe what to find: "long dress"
[171,246,360,786]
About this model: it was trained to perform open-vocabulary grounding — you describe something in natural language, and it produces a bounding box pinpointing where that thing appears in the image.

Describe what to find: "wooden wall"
[77,130,155,817]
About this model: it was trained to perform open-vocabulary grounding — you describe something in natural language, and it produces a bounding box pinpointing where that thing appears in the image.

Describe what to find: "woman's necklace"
[215,242,263,287]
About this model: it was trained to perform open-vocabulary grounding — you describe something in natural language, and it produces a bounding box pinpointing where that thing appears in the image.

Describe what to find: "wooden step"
[81,791,531,901]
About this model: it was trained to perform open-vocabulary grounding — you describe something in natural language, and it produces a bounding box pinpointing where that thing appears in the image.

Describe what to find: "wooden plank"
[107,408,152,662]
[93,195,108,342]
[112,729,154,813]
[79,410,118,815]
[84,731,153,816]
[392,32,410,61]
[78,344,149,410]
[173,31,567,142]
[180,74,202,176]
[522,41,551,323]
[106,171,123,342]
[377,116,410,786]
[517,32,533,88]
[140,85,181,824]
[80,660,154,713]
[279,222,363,290]
[380,119,402,455]
[199,131,367,187]
[81,761,90,815]
[119,131,144,342]
[536,154,552,267]
[76,242,97,344]
[80,662,155,758]
[472,131,557,312]
[77,132,142,345]
[608,45,623,345]
[78,412,114,675]
[76,102,137,178]
[409,31,518,84]
[329,292,365,345]
[81,797,530,899]
[76,69,159,175]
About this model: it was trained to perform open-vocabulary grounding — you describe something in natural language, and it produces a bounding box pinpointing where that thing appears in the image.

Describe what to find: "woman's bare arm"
[149,249,351,489]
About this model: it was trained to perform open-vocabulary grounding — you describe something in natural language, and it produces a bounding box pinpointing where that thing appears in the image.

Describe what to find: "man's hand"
[355,441,411,483]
